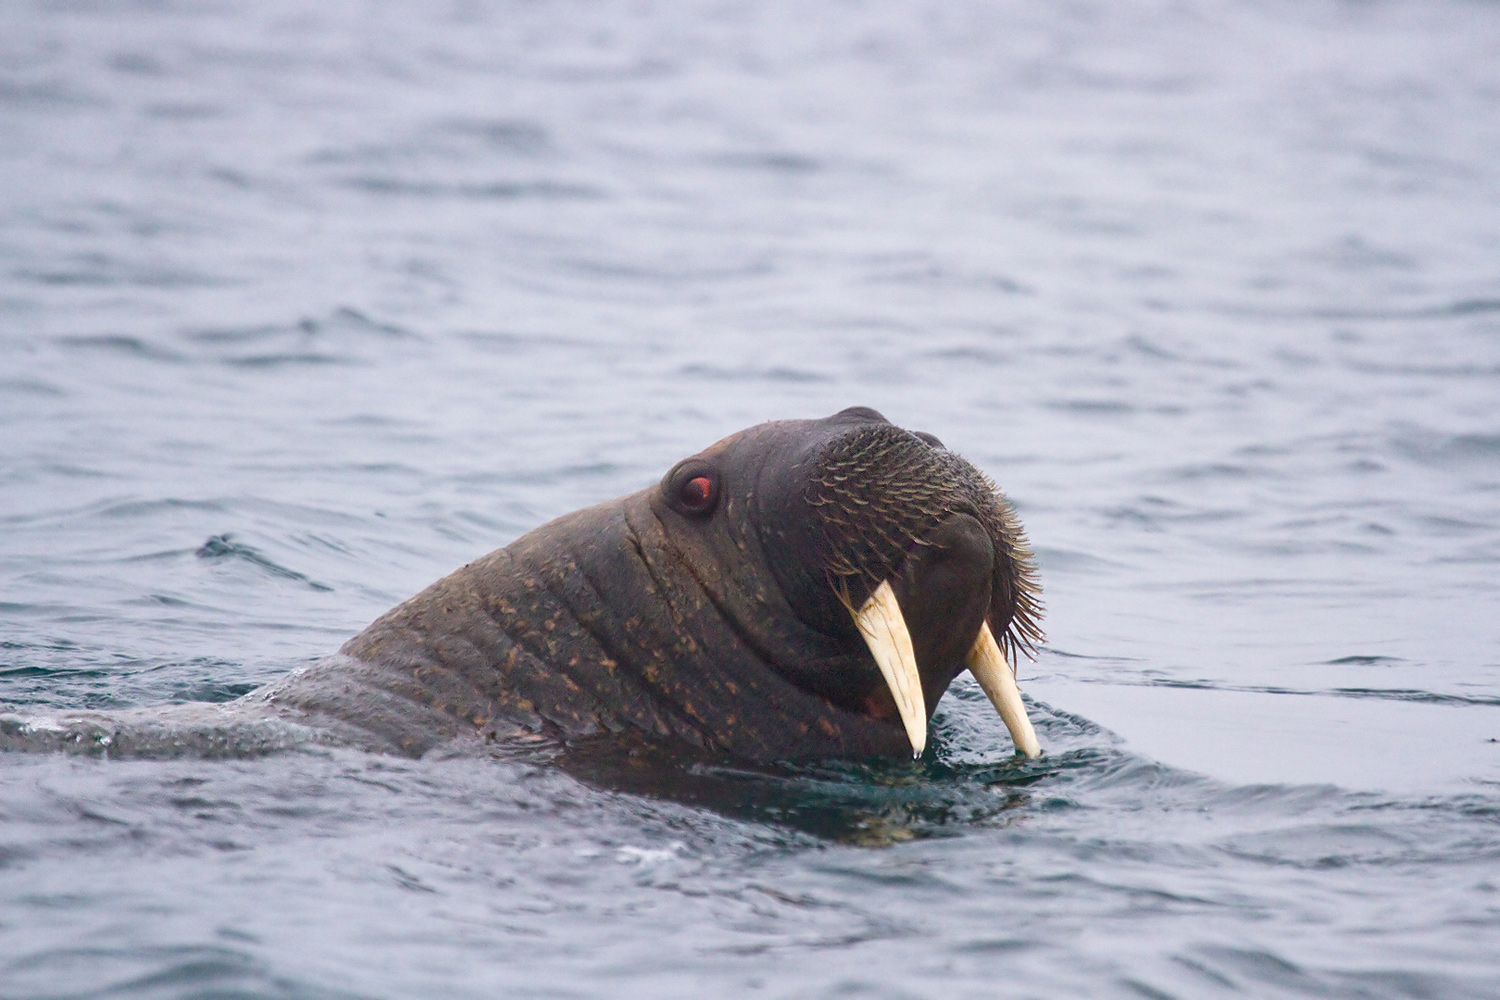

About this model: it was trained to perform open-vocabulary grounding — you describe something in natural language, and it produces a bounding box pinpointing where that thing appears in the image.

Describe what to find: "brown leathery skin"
[260,407,1041,761]
[268,490,914,759]
[1,407,1041,762]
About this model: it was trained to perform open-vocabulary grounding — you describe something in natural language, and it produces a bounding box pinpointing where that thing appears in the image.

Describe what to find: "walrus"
[1,407,1043,762]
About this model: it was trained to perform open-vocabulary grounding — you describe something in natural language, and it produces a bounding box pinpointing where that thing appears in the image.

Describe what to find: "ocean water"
[2,1,1499,996]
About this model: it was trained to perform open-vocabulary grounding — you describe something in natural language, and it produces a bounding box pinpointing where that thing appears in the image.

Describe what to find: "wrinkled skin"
[1,408,1040,762]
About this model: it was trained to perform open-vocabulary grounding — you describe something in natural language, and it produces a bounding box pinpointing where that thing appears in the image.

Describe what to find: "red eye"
[680,476,713,509]
[662,463,719,517]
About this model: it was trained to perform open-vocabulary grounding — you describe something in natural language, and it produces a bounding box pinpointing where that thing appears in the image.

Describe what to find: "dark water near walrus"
[2,0,1499,996]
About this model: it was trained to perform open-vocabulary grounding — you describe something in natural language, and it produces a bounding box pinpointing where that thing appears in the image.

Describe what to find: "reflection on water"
[553,729,1046,847]
[2,0,1499,996]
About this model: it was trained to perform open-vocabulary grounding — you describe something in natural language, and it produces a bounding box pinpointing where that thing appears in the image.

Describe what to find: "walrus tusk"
[967,622,1041,758]
[853,580,927,758]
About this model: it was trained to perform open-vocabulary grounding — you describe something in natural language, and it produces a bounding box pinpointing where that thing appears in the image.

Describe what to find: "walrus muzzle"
[785,413,1044,758]
[855,580,1038,758]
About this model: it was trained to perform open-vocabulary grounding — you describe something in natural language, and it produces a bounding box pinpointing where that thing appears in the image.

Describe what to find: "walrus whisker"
[852,580,926,758]
[966,622,1041,758]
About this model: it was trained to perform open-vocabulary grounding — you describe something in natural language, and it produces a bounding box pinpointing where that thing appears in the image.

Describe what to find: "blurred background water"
[2,1,1498,997]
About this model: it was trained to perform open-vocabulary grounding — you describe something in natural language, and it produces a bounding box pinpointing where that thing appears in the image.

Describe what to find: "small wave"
[559,255,774,285]
[1213,297,1500,323]
[196,534,332,592]
[222,352,355,369]
[920,345,1014,366]
[54,334,184,361]
[865,261,1028,294]
[94,497,227,521]
[1185,944,1496,999]
[1159,461,1274,482]
[1218,823,1442,870]
[535,55,679,84]
[1344,359,1500,378]
[142,101,226,121]
[1394,429,1500,468]
[1443,298,1500,316]
[708,151,822,173]
[676,363,832,384]
[108,52,168,77]
[311,305,413,337]
[0,943,365,1000]
[204,166,256,189]
[19,257,228,289]
[187,307,417,345]
[435,117,552,153]
[1101,496,1246,529]
[456,329,604,355]
[176,308,420,368]
[0,78,106,109]
[1032,546,1130,575]
[0,664,111,680]
[483,461,628,488]
[1064,676,1500,708]
[340,176,605,200]
[1038,647,1147,663]
[1044,398,1136,414]
[0,378,65,397]
[170,679,261,704]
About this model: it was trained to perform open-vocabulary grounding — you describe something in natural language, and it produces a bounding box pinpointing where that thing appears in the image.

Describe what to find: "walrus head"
[644,406,1043,759]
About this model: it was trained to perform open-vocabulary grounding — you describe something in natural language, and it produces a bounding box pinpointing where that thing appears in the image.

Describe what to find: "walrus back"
[0,700,330,759]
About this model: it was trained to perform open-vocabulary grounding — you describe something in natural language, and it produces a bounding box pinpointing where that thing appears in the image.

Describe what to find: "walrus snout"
[721,411,1043,757]
[887,514,996,716]
[847,512,993,755]
[848,512,1040,759]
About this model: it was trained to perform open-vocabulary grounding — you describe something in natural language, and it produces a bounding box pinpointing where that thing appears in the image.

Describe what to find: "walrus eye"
[682,476,713,508]
[663,462,720,518]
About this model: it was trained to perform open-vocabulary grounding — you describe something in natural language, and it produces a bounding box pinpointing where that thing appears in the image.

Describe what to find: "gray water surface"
[3,1,1499,997]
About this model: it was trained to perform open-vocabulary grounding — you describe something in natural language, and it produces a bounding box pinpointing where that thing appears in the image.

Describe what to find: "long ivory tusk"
[967,622,1041,758]
[852,580,926,758]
